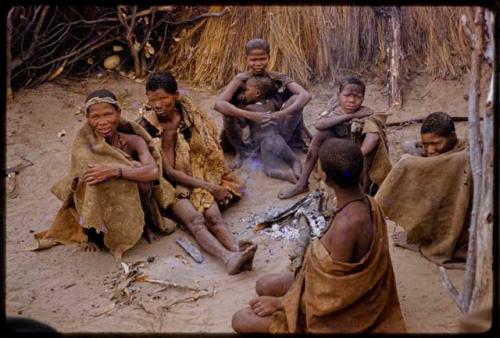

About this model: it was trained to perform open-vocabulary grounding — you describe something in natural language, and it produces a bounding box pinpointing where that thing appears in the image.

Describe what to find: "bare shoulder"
[122,133,148,151]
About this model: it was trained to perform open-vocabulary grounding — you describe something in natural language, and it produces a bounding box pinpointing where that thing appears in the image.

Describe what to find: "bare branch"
[440,267,464,311]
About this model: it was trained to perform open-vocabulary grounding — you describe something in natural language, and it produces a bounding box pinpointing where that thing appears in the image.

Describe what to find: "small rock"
[147,256,155,263]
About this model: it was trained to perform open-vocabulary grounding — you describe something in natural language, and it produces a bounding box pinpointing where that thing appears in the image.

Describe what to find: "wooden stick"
[386,116,479,127]
[6,7,14,101]
[386,6,403,110]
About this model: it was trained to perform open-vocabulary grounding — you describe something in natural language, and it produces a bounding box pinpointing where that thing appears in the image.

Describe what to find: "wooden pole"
[6,7,15,101]
[386,6,402,110]
[469,9,494,312]
[440,6,490,314]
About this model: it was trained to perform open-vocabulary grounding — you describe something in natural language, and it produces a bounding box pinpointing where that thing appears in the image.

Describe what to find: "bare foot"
[143,227,160,243]
[239,240,257,271]
[392,231,420,252]
[80,241,101,253]
[230,152,246,170]
[159,217,176,235]
[278,183,309,200]
[226,243,258,275]
[249,296,282,317]
[266,169,297,184]
[292,161,302,181]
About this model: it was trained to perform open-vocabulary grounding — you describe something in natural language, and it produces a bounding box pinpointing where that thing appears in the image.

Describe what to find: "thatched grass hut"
[159,6,471,88]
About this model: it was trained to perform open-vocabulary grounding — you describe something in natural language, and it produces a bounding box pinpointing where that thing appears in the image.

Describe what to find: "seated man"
[138,72,257,275]
[237,75,302,183]
[279,76,391,199]
[33,89,177,261]
[232,138,406,333]
[375,112,471,268]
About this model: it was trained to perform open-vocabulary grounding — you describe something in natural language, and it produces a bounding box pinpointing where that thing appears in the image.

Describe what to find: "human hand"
[210,184,233,207]
[249,296,282,317]
[249,111,271,124]
[83,164,117,185]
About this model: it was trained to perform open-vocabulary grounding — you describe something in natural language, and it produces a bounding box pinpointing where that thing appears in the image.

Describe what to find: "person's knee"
[231,307,253,333]
[255,273,279,296]
[186,214,206,234]
[206,213,224,229]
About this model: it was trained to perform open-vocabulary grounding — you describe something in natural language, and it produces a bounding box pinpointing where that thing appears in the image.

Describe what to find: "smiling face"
[338,84,364,114]
[146,88,179,119]
[87,102,120,138]
[246,49,269,75]
[421,132,456,157]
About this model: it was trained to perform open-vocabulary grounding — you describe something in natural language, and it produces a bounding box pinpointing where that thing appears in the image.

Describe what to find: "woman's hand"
[83,164,118,185]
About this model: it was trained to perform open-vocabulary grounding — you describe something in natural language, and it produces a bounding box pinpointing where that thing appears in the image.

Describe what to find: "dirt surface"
[5,72,488,333]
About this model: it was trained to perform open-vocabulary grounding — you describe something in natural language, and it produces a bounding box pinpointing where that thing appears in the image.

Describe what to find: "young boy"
[375,112,471,267]
[236,75,302,183]
[279,76,391,199]
[231,138,406,333]
[401,111,458,157]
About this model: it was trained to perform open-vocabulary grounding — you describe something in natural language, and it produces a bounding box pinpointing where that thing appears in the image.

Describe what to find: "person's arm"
[161,154,232,205]
[315,114,354,131]
[82,135,159,184]
[315,109,373,131]
[360,132,380,156]
[271,82,312,120]
[214,78,271,124]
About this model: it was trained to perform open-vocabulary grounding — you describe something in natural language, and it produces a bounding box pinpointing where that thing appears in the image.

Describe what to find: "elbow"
[304,92,312,104]
[214,100,225,113]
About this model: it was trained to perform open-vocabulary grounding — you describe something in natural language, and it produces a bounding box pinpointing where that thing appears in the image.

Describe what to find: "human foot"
[143,227,161,243]
[266,169,298,184]
[229,152,246,170]
[239,240,257,271]
[226,243,258,275]
[292,161,302,181]
[158,217,177,235]
[392,231,420,252]
[278,183,309,200]
[80,241,102,253]
[249,296,282,317]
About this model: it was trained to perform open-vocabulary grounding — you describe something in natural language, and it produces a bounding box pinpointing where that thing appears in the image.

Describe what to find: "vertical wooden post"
[462,6,485,314]
[470,9,494,313]
[386,6,402,110]
[440,6,493,315]
[6,7,14,101]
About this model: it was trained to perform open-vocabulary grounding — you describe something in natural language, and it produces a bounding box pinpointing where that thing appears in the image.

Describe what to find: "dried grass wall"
[159,6,471,88]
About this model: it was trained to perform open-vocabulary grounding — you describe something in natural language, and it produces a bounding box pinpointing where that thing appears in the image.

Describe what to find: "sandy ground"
[5,72,489,333]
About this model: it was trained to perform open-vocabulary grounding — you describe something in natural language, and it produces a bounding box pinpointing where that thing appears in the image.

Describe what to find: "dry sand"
[5,72,488,333]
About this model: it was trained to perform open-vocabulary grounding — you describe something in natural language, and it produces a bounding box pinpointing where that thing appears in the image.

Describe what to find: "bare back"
[320,199,374,263]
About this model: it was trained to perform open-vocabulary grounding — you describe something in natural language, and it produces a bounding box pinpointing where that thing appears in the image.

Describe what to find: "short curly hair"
[421,112,455,137]
[245,38,270,55]
[319,138,363,188]
[338,76,365,96]
[146,72,178,94]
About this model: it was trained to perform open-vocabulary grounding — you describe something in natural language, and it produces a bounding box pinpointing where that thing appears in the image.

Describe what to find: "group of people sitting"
[34,38,472,333]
